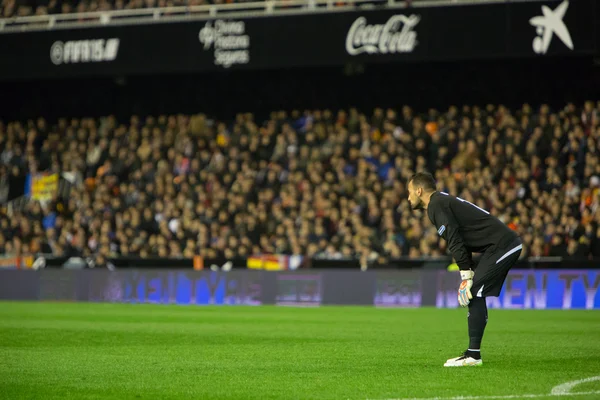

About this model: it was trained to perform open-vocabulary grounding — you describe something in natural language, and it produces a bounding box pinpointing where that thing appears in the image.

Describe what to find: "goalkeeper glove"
[458,269,474,307]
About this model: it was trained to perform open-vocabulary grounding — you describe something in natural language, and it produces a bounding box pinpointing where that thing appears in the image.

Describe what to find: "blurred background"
[0,0,599,276]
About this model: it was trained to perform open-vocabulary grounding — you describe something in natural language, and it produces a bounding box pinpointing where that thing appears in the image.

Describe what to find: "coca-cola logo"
[345,15,420,56]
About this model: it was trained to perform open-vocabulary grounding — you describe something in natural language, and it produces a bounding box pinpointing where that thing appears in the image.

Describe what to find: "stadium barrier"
[1,269,598,309]
[27,255,600,270]
[0,0,597,80]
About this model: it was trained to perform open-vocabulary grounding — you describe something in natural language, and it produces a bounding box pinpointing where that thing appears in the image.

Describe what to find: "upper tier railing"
[0,0,539,33]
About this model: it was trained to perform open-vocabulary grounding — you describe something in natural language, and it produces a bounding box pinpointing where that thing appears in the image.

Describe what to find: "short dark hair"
[409,172,436,191]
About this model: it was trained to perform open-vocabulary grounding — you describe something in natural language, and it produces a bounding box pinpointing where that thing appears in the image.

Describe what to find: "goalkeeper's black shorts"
[471,237,523,298]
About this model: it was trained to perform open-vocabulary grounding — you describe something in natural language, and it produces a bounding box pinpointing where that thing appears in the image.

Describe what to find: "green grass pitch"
[1,302,599,400]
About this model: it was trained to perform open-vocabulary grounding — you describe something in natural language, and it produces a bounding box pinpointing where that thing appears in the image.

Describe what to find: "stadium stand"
[1,101,600,262]
[0,0,394,17]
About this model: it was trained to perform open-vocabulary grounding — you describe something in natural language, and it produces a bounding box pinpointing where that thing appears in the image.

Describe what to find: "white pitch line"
[551,377,600,395]
[370,390,600,400]
[370,374,600,400]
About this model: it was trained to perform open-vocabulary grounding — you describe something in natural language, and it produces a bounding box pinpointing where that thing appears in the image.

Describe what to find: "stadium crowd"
[1,101,600,264]
[1,0,249,17]
[1,0,395,17]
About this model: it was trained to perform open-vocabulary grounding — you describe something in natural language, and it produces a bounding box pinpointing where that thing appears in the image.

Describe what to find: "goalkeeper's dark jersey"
[426,191,519,271]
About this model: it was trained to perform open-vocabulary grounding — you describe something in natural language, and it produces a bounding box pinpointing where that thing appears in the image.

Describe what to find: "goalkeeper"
[407,172,523,367]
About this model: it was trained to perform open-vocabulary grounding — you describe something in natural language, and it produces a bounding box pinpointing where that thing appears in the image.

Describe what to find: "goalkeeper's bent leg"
[467,296,487,359]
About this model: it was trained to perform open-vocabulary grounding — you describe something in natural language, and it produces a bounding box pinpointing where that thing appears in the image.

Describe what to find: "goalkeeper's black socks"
[467,296,488,359]
[465,349,481,360]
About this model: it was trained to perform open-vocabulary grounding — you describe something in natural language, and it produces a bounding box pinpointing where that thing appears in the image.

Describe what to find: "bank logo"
[529,0,573,54]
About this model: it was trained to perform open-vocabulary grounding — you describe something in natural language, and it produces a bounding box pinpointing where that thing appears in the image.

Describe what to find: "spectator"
[1,102,600,263]
[1,0,387,17]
